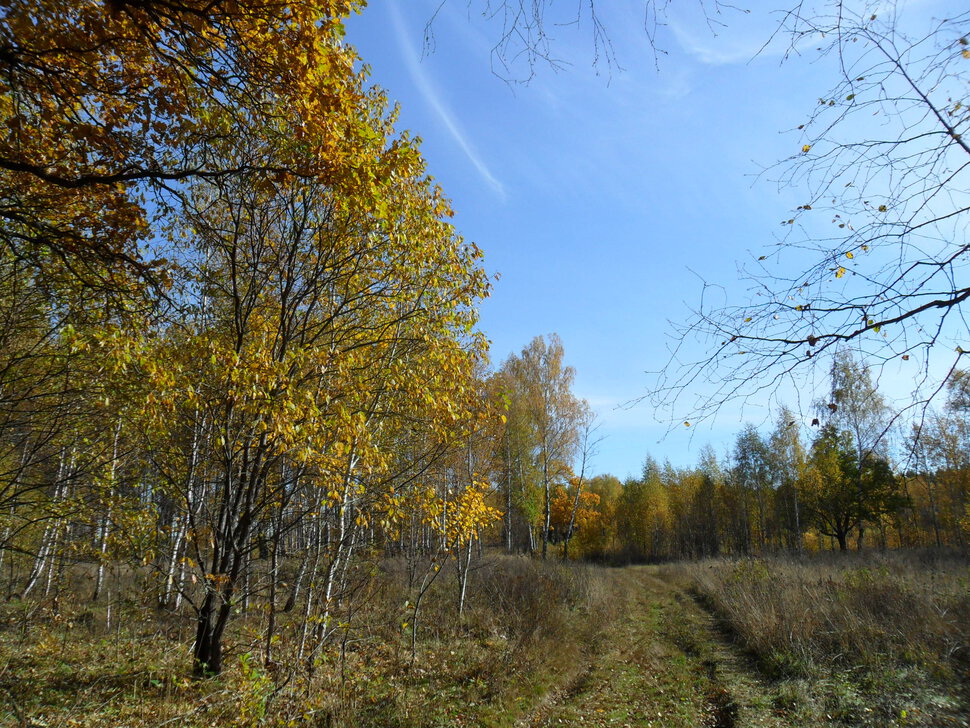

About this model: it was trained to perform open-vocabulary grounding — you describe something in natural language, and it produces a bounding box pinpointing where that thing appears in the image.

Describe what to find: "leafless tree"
[651,2,970,428]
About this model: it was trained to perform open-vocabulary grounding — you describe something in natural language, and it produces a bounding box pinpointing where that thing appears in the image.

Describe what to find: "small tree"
[731,424,773,552]
[768,407,808,551]
[803,424,904,551]
[497,335,586,559]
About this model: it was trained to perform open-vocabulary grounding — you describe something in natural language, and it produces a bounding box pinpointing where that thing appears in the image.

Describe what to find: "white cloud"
[657,65,694,100]
[388,4,506,199]
[667,16,778,66]
[662,0,808,68]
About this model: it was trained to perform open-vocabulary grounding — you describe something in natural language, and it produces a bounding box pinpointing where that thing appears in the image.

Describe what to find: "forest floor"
[522,566,786,728]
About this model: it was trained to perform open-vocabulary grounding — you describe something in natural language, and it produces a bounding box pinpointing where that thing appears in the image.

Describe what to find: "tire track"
[529,567,782,728]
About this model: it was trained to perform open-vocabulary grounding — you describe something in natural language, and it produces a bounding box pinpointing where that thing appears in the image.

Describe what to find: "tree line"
[525,350,970,563]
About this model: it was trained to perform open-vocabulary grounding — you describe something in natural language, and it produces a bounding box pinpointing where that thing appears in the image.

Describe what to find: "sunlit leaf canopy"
[0,0,504,677]
[1,0,370,292]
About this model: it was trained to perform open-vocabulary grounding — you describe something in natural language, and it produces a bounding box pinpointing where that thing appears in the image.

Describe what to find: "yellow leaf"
[878,204,888,212]
[846,251,854,259]
[802,144,812,153]
[963,49,970,59]
[836,267,846,278]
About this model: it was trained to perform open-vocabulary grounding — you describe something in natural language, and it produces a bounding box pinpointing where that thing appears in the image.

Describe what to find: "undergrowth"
[0,555,616,727]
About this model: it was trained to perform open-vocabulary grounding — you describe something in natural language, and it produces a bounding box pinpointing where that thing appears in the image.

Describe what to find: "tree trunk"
[264,520,280,666]
[283,550,309,613]
[193,590,230,676]
[505,447,513,553]
[93,418,122,602]
[297,510,324,660]
[456,536,473,619]
[161,512,188,610]
[541,459,550,560]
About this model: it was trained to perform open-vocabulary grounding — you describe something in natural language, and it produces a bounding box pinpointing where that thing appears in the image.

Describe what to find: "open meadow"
[3,549,967,727]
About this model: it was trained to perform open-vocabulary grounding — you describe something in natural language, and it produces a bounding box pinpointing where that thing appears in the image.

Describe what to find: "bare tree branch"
[649,3,970,430]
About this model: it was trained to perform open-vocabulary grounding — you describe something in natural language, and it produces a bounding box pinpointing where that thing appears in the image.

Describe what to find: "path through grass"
[524,566,784,728]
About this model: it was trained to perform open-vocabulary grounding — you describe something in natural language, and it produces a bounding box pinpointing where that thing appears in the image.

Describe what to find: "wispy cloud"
[665,4,796,67]
[388,4,506,199]
[657,65,694,100]
[667,17,776,66]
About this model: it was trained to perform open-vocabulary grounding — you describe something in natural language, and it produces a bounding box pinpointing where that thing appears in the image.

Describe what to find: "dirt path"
[521,566,785,728]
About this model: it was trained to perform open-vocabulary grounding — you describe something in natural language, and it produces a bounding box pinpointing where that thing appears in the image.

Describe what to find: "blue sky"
[344,0,957,479]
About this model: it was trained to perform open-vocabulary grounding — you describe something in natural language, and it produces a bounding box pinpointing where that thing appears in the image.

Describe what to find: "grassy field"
[669,550,970,727]
[2,550,968,727]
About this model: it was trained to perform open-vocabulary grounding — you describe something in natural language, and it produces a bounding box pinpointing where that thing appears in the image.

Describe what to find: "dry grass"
[0,554,616,727]
[670,549,970,726]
